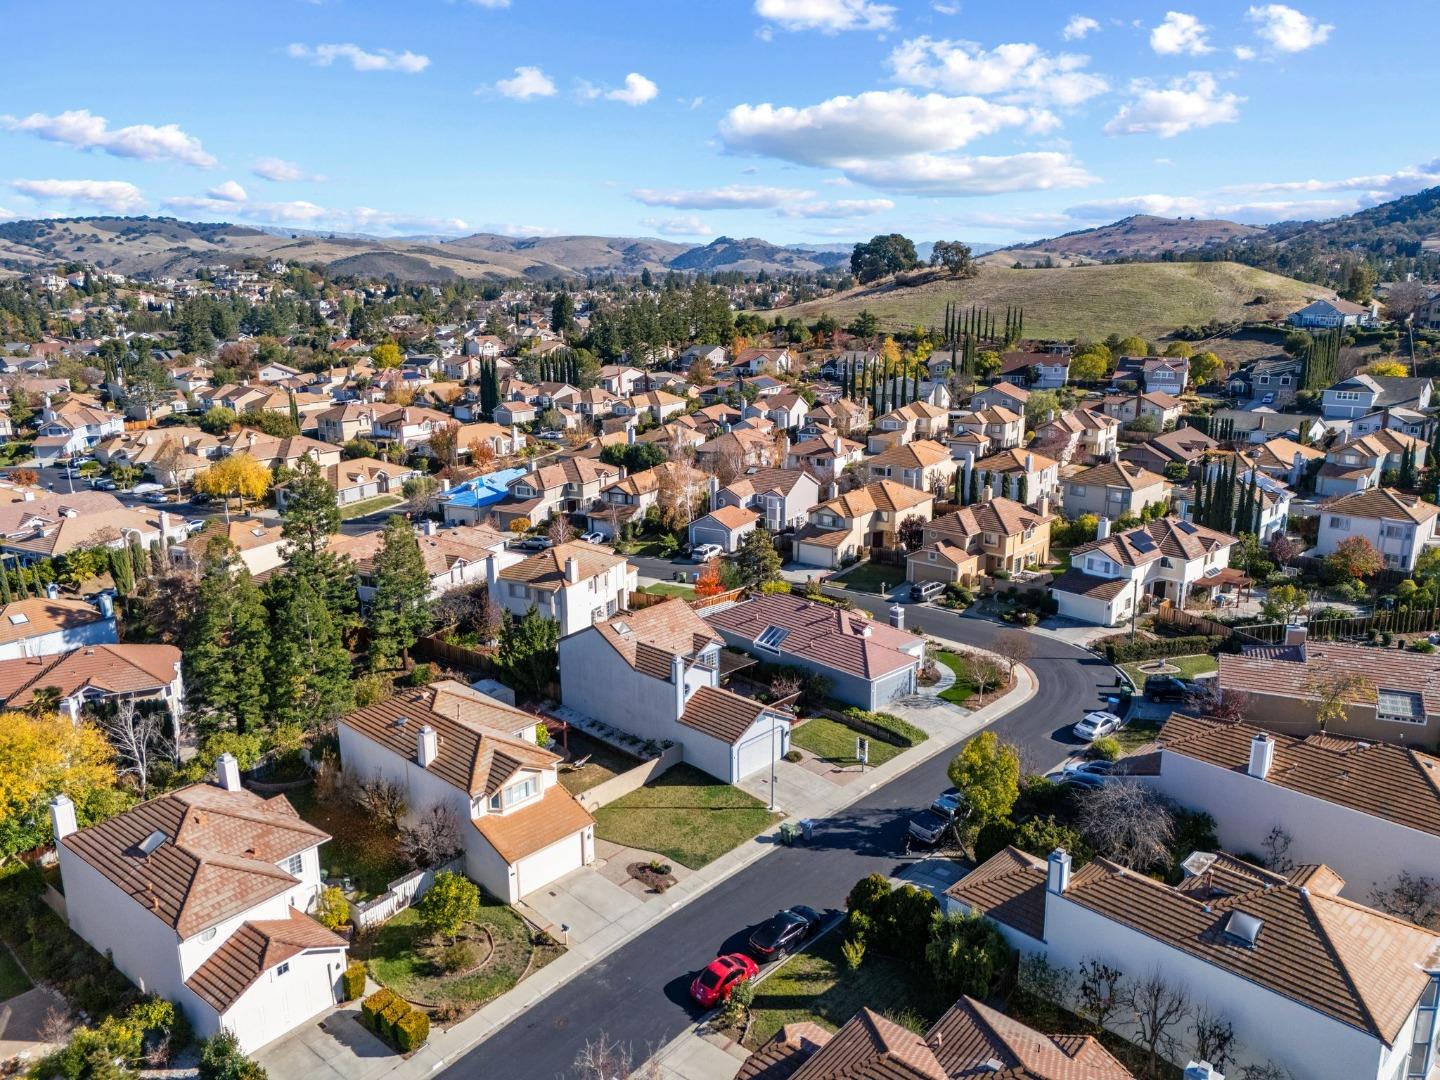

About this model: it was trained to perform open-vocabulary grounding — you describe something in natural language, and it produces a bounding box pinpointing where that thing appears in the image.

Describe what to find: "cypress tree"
[185,537,270,736]
[266,572,354,727]
[109,545,135,597]
[0,560,11,605]
[366,515,433,671]
[969,466,981,505]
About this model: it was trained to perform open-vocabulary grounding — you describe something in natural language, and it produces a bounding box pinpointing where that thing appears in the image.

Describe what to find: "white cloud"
[286,43,429,73]
[493,66,556,100]
[1,109,216,168]
[775,197,895,218]
[1220,158,1440,199]
[841,151,1097,196]
[163,190,468,234]
[1062,15,1100,40]
[1104,73,1241,137]
[720,89,1031,167]
[1246,4,1333,52]
[12,178,146,213]
[931,1,961,13]
[753,0,895,33]
[467,0,510,6]
[0,207,18,221]
[887,37,1108,107]
[251,157,322,183]
[641,215,713,237]
[1065,192,1368,226]
[1066,193,1211,220]
[207,180,248,202]
[632,184,812,209]
[603,73,658,106]
[1233,45,1257,60]
[1149,11,1211,55]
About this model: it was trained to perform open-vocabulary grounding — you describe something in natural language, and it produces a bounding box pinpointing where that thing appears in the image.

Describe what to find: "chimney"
[859,624,872,638]
[423,519,438,536]
[1184,1063,1225,1080]
[417,724,438,768]
[833,434,843,456]
[1247,733,1275,780]
[44,582,58,600]
[889,604,905,631]
[1284,624,1307,647]
[1025,453,1034,471]
[1046,848,1072,895]
[215,752,242,792]
[672,650,687,716]
[708,475,719,503]
[510,422,520,447]
[564,556,580,584]
[50,793,77,841]
[1096,516,1111,540]
[1037,494,1050,517]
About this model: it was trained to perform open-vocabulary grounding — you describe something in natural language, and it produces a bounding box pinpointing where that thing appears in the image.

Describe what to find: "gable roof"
[926,498,1052,542]
[185,908,345,1013]
[590,598,723,679]
[1320,487,1440,524]
[680,685,772,745]
[497,541,629,590]
[869,439,953,470]
[1066,460,1167,491]
[978,381,1030,402]
[1220,639,1440,716]
[472,785,594,863]
[705,593,920,680]
[927,996,1133,1080]
[0,643,179,706]
[814,480,933,521]
[0,596,109,645]
[1071,516,1236,568]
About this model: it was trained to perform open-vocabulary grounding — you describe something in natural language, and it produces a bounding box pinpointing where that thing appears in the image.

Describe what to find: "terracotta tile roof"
[908,541,980,571]
[816,481,933,521]
[1157,714,1440,839]
[180,518,285,558]
[592,599,723,679]
[928,996,1134,1080]
[703,504,761,530]
[926,498,1053,543]
[0,596,108,645]
[869,439,954,470]
[497,541,629,590]
[976,448,1058,475]
[329,523,507,578]
[790,1008,949,1080]
[185,908,346,1013]
[0,643,179,705]
[736,1024,832,1080]
[1066,461,1167,492]
[679,685,770,745]
[1219,640,1439,715]
[1071,516,1236,568]
[946,846,1048,940]
[60,783,328,938]
[472,785,593,863]
[1251,438,1326,470]
[1039,407,1119,437]
[705,593,920,681]
[1320,486,1440,524]
[339,680,559,797]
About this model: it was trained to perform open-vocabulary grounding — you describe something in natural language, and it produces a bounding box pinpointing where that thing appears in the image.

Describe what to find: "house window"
[1328,516,1349,531]
[490,776,538,811]
[276,962,290,977]
[282,853,303,876]
[1407,977,1440,1078]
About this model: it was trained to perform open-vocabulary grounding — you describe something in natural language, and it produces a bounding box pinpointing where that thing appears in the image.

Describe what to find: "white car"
[186,519,207,533]
[580,531,606,545]
[1073,710,1123,742]
[692,543,723,563]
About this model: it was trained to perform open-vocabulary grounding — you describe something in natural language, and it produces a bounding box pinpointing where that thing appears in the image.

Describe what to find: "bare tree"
[712,449,744,487]
[38,1003,73,1047]
[1184,683,1250,724]
[1127,968,1192,1075]
[1076,782,1176,871]
[1260,825,1294,875]
[399,804,462,867]
[572,1034,663,1080]
[96,699,176,797]
[353,773,408,830]
[1371,870,1440,930]
[1236,1062,1298,1080]
[1385,280,1433,324]
[995,628,1033,679]
[548,512,576,546]
[1075,957,1128,1034]
[1190,1003,1237,1073]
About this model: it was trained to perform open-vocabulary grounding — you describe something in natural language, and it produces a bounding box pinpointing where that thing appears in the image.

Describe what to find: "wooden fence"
[348,856,465,931]
[689,586,747,611]
[414,635,494,675]
[1155,605,1232,638]
[1233,606,1440,646]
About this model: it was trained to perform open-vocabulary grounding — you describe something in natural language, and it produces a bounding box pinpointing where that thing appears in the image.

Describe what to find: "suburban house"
[907,497,1054,586]
[454,422,525,459]
[215,430,342,472]
[314,403,379,445]
[1120,426,1218,473]
[1219,632,1440,744]
[973,448,1060,503]
[1061,460,1171,520]
[0,595,118,660]
[172,519,288,577]
[1314,487,1440,572]
[439,467,527,525]
[1352,406,1432,442]
[694,428,777,474]
[50,760,348,1053]
[93,427,221,485]
[596,364,644,396]
[1171,467,1292,542]
[275,457,420,510]
[1249,437,1326,486]
[948,844,1440,1080]
[584,460,705,539]
[740,1000,1133,1080]
[867,401,949,452]
[792,481,935,568]
[337,681,594,903]
[1322,374,1433,420]
[744,391,809,431]
[706,593,923,710]
[493,541,636,637]
[688,504,759,553]
[711,467,822,533]
[1228,356,1305,403]
[0,642,183,725]
[1050,517,1238,625]
[32,400,126,461]
[331,522,520,604]
[867,439,961,494]
[783,434,864,480]
[997,349,1071,389]
[493,400,537,427]
[1289,297,1379,329]
[1116,355,1188,395]
[494,457,623,529]
[1315,430,1428,497]
[807,397,868,434]
[732,346,792,375]
[970,381,1030,415]
[1100,390,1185,429]
[622,389,688,425]
[951,406,1023,453]
[1033,407,1120,464]
[558,599,791,783]
[1125,712,1440,905]
[368,405,454,450]
[677,344,726,370]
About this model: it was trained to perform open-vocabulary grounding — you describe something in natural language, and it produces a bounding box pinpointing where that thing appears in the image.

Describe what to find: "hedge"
[1101,634,1225,665]
[342,961,367,1002]
[361,988,397,1032]
[379,999,410,1043]
[842,707,928,748]
[393,1008,430,1053]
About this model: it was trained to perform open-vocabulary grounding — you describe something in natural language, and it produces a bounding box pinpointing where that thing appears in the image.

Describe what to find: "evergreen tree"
[109,545,135,596]
[0,560,12,605]
[969,468,982,505]
[266,572,354,727]
[281,457,342,556]
[366,516,432,670]
[494,606,559,701]
[185,537,270,735]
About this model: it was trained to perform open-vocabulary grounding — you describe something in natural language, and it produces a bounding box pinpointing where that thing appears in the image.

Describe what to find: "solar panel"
[1175,520,1198,535]
[1132,533,1156,553]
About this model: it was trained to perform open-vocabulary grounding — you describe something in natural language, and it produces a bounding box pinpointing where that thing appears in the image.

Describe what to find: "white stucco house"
[50,757,348,1054]
[337,681,594,903]
[948,844,1440,1080]
[557,599,791,784]
[1314,487,1440,572]
[493,541,637,637]
[0,595,118,660]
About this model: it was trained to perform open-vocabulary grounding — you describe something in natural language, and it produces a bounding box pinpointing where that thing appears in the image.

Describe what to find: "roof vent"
[394,715,409,728]
[138,829,166,857]
[1221,910,1263,949]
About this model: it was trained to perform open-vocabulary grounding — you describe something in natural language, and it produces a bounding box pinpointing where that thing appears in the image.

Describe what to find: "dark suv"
[1144,675,1192,703]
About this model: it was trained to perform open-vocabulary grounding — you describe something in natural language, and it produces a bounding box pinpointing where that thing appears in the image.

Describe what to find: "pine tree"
[281,457,341,557]
[184,537,270,736]
[266,572,354,727]
[109,545,135,596]
[366,516,432,670]
[1018,474,1029,504]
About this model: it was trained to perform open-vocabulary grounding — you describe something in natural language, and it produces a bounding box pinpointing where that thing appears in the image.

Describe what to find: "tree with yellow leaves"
[1369,359,1409,378]
[880,336,902,367]
[0,711,124,863]
[372,342,404,369]
[193,453,272,518]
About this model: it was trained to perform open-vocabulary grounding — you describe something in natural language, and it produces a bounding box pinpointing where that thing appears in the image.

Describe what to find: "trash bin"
[778,822,799,846]
[800,819,815,842]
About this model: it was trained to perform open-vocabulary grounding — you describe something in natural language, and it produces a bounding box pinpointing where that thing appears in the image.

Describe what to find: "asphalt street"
[438,604,1120,1080]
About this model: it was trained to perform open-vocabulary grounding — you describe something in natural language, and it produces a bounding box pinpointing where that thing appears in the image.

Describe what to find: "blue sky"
[1,0,1436,246]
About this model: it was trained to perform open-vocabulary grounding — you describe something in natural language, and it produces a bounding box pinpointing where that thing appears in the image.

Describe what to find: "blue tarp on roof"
[441,467,526,509]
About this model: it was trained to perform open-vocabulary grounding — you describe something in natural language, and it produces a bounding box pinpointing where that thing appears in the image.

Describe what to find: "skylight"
[756,625,789,650]
[7,613,27,625]
[1221,910,1263,949]
[1377,689,1424,724]
[138,830,166,856]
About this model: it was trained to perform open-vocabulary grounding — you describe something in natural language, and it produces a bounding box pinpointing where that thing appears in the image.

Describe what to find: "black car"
[747,906,823,959]
[1144,675,1192,702]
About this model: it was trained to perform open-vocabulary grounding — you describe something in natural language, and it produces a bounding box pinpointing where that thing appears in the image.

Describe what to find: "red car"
[690,953,759,1008]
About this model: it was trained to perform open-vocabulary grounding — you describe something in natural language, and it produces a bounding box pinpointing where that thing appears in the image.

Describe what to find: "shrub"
[845,909,874,945]
[926,913,1013,1000]
[840,937,866,971]
[1089,735,1122,761]
[783,749,803,762]
[354,672,391,707]
[879,884,939,962]
[315,886,350,931]
[1012,815,1088,864]
[437,942,477,973]
[199,1031,268,1080]
[406,663,436,687]
[392,1008,430,1053]
[362,988,398,1032]
[716,979,754,1029]
[342,961,367,1002]
[973,819,1018,863]
[1101,634,1224,664]
[379,998,410,1044]
[846,873,891,922]
[417,871,480,942]
[842,707,928,748]
[646,858,672,875]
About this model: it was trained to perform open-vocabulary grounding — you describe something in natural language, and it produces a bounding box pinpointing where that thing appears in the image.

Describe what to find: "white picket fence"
[348,856,465,931]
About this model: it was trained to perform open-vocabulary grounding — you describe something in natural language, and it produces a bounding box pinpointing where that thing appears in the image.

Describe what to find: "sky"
[1,0,1436,247]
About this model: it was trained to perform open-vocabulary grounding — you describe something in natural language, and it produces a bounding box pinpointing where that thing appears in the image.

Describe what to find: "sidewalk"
[265,657,1037,1080]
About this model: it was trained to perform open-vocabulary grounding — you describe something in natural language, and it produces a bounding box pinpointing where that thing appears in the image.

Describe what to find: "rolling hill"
[990,214,1267,266]
[774,262,1333,341]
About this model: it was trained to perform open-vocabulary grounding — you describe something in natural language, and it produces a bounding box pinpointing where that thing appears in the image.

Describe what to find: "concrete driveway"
[254,1003,394,1080]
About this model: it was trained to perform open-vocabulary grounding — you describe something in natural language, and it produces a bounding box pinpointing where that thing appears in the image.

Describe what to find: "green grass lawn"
[0,944,32,1002]
[933,651,978,707]
[745,931,940,1049]
[832,561,902,595]
[341,494,404,519]
[288,786,411,899]
[1113,715,1165,755]
[791,717,902,767]
[640,581,695,598]
[1119,653,1218,689]
[592,763,780,869]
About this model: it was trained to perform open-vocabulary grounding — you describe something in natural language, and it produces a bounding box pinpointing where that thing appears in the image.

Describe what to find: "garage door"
[516,833,584,897]
[735,724,786,782]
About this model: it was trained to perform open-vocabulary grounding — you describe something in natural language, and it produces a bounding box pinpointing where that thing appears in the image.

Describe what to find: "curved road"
[439,603,1119,1080]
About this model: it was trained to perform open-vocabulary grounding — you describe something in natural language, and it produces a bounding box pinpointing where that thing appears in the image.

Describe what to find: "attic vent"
[394,715,409,728]
[1221,910,1263,949]
[138,830,166,856]
[7,613,27,625]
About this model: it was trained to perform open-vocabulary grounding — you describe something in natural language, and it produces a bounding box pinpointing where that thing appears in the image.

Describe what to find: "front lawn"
[745,931,940,1049]
[1113,714,1165,755]
[640,581,695,598]
[0,943,32,1002]
[592,763,780,869]
[832,561,902,595]
[342,495,404,520]
[288,786,411,899]
[933,651,977,707]
[356,900,554,1010]
[1119,653,1218,689]
[791,717,902,767]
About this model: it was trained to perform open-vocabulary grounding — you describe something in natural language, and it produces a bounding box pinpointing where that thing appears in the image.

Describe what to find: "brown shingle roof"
[869,439,953,470]
[592,599,723,679]
[1071,516,1236,568]
[1219,640,1437,714]
[472,786,593,862]
[815,481,932,521]
[704,504,761,530]
[1320,486,1440,524]
[1066,461,1166,491]
[705,593,920,680]
[497,541,629,590]
[0,643,178,706]
[926,498,1052,543]
[928,996,1133,1080]
[790,1008,949,1080]
[185,908,346,1013]
[946,846,1048,940]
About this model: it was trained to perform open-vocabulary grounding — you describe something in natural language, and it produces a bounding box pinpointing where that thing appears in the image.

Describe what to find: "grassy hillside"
[775,261,1332,341]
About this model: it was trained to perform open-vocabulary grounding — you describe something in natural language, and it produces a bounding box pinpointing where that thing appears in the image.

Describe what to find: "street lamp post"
[768,720,777,812]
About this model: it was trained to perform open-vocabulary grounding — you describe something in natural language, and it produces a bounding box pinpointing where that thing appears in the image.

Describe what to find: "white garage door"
[735,724,787,782]
[516,833,584,897]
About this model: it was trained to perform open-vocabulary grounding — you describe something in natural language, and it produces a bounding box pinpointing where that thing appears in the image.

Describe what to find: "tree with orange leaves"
[694,557,724,598]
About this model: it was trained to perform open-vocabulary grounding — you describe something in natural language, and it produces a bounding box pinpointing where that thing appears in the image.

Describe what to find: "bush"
[392,1008,430,1053]
[315,886,350,931]
[973,819,1018,863]
[354,672,391,707]
[845,909,874,945]
[417,870,480,942]
[783,749,803,762]
[1013,815,1088,864]
[1101,634,1224,664]
[925,913,1013,1001]
[846,873,891,922]
[437,942,477,973]
[342,961,367,1002]
[842,707,928,748]
[1089,735,1122,761]
[716,979,754,1029]
[199,1031,268,1080]
[379,998,410,1044]
[362,988,398,1032]
[840,937,866,971]
[405,663,437,687]
[878,884,939,962]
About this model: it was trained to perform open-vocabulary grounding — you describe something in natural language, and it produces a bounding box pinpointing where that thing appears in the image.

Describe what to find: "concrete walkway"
[274,651,1037,1080]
